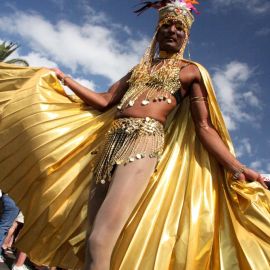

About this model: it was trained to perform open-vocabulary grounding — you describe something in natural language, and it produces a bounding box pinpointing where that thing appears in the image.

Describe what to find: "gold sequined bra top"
[117,59,183,110]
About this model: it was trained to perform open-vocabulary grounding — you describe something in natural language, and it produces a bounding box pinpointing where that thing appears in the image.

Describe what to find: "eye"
[162,23,170,28]
[175,23,183,31]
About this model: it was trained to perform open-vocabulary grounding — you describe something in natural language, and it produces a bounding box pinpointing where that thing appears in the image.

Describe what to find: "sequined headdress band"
[135,0,199,34]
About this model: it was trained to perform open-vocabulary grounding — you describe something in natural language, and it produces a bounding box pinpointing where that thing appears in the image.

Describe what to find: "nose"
[168,24,177,33]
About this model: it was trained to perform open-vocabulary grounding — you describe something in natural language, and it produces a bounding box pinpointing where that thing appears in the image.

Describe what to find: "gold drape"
[0,63,269,269]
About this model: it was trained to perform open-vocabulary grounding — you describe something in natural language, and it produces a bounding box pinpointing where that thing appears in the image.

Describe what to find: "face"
[156,20,186,53]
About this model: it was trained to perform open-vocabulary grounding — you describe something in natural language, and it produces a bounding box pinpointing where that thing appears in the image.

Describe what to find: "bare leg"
[13,251,27,266]
[84,157,157,270]
[2,221,18,249]
[87,181,110,227]
[84,180,110,268]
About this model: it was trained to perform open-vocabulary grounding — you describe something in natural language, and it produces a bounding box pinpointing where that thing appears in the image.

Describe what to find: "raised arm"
[51,68,131,111]
[188,65,268,189]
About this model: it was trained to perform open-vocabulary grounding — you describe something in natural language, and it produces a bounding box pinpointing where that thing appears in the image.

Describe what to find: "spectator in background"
[2,211,24,254]
[0,192,19,263]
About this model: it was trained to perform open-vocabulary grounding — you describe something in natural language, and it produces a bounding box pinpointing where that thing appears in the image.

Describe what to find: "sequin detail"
[117,59,182,110]
[94,117,164,184]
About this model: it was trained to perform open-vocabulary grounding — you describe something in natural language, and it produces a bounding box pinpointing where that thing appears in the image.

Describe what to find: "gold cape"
[0,63,269,270]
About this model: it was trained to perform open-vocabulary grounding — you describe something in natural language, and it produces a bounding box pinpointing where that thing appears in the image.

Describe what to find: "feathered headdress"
[135,0,200,32]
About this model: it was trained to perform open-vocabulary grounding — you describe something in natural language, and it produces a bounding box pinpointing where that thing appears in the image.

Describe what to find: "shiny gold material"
[190,96,208,103]
[158,50,175,59]
[94,117,164,184]
[117,58,182,110]
[0,63,270,269]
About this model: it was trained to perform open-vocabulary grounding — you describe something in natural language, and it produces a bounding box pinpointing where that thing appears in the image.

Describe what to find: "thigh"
[87,180,110,228]
[92,156,157,232]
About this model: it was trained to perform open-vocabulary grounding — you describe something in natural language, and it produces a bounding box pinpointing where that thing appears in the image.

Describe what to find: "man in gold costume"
[0,1,270,269]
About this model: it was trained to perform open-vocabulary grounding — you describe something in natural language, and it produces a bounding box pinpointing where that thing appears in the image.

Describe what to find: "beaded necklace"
[117,56,182,110]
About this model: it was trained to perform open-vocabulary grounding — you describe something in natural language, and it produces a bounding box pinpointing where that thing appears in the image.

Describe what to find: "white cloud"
[0,10,149,82]
[75,78,96,90]
[256,27,270,36]
[4,46,97,95]
[235,138,252,158]
[210,0,270,14]
[242,91,260,107]
[23,52,57,67]
[250,160,263,170]
[4,47,57,68]
[79,1,132,36]
[63,77,96,95]
[212,61,261,130]
[250,160,270,174]
[79,1,109,25]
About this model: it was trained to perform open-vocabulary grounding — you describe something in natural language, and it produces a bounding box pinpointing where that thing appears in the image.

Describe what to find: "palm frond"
[0,41,28,66]
[5,59,29,66]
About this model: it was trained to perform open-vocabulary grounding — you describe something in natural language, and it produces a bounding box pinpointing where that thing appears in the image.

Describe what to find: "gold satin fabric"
[0,62,269,270]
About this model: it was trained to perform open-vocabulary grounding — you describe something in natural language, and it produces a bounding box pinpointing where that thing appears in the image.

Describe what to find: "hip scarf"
[94,117,164,184]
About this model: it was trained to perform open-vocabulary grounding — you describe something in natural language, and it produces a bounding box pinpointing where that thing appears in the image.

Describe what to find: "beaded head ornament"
[135,0,199,62]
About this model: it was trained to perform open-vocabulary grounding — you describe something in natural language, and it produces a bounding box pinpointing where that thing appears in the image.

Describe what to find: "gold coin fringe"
[117,59,182,110]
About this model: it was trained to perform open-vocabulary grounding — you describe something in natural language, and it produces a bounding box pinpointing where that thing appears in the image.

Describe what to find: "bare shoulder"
[178,60,202,88]
[183,61,202,80]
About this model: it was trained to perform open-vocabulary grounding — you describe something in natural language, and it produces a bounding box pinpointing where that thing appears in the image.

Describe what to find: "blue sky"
[0,0,269,173]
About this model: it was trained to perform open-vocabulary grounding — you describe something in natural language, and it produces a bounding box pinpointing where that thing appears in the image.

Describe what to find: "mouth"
[164,37,177,43]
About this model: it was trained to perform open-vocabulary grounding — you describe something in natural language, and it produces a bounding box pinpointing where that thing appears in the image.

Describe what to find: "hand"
[239,167,268,189]
[257,175,270,189]
[49,67,65,80]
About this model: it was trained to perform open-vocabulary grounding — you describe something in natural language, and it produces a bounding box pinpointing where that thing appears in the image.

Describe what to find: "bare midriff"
[115,90,178,125]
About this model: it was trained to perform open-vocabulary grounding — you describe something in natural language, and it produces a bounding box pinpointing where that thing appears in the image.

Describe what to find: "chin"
[162,46,180,54]
[160,42,180,53]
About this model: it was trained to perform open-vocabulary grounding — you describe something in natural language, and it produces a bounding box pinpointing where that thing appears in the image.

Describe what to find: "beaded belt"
[94,117,164,184]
